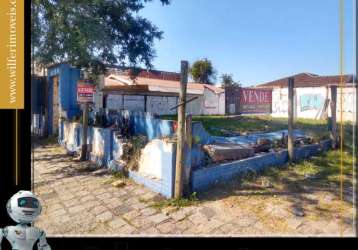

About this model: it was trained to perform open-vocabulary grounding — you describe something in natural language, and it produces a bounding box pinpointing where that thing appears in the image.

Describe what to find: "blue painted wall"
[47,64,81,135]
[191,139,332,191]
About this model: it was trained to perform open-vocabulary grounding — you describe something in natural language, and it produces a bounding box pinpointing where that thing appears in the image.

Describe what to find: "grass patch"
[150,192,200,212]
[242,149,354,195]
[162,114,354,191]
[160,115,352,145]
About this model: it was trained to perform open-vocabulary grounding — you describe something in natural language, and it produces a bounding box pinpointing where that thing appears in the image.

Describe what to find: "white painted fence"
[272,86,356,122]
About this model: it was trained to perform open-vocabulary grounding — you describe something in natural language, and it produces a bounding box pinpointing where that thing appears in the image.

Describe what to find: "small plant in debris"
[150,192,200,212]
[120,135,148,171]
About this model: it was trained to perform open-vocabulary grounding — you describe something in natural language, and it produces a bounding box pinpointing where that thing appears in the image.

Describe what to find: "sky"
[139,0,355,86]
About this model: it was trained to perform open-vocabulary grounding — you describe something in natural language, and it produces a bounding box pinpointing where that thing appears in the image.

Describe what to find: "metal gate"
[31,76,48,137]
[225,86,241,115]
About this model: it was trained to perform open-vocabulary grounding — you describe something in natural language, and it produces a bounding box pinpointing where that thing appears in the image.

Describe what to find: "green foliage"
[220,73,240,88]
[190,58,216,84]
[31,0,170,75]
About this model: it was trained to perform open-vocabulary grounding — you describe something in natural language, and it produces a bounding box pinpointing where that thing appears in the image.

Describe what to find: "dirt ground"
[33,143,355,236]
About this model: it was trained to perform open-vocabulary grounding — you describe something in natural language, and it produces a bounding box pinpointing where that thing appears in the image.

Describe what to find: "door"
[52,76,59,135]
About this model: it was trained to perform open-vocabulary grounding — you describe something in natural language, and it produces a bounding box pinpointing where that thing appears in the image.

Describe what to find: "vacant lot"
[162,115,354,186]
[33,115,355,236]
[164,115,356,230]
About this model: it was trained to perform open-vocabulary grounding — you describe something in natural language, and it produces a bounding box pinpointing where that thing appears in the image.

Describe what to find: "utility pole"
[330,85,338,149]
[80,103,89,161]
[288,77,295,162]
[174,60,188,199]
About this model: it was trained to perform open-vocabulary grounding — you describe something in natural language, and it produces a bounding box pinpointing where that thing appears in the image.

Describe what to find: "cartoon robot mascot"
[0,190,51,250]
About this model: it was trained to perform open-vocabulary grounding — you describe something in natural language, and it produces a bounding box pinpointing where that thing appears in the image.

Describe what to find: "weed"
[150,192,199,211]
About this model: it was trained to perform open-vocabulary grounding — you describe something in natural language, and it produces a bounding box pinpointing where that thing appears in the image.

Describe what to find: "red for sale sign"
[239,88,272,114]
[77,81,95,103]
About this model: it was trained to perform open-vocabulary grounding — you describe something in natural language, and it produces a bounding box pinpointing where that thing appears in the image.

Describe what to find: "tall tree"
[189,58,216,84]
[31,0,170,75]
[221,73,240,88]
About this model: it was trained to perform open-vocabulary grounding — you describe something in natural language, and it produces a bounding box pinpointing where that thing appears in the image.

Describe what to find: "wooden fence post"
[174,60,188,199]
[330,85,338,149]
[184,114,192,195]
[288,77,295,162]
[80,103,89,161]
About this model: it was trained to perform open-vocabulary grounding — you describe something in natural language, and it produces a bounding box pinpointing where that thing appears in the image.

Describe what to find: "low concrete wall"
[59,120,113,166]
[60,119,176,198]
[191,139,331,192]
[110,139,176,198]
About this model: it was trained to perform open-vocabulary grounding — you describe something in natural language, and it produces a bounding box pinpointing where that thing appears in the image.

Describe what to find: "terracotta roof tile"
[256,73,354,88]
[104,75,224,95]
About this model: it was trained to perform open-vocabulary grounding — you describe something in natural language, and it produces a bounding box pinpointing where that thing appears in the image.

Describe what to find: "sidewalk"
[33,144,355,236]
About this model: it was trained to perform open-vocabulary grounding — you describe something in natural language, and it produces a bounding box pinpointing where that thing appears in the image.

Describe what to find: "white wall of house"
[146,96,178,115]
[202,88,225,115]
[107,94,124,110]
[186,96,203,115]
[104,90,226,116]
[271,86,356,122]
[336,87,356,122]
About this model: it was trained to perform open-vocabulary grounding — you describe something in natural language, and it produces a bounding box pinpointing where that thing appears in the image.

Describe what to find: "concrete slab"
[203,143,255,162]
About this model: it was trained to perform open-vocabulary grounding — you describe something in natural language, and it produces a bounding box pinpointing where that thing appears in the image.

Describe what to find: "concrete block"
[203,143,255,162]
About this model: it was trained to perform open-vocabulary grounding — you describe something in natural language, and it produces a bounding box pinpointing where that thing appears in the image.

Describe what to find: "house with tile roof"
[255,73,356,122]
[255,73,355,89]
[101,70,225,115]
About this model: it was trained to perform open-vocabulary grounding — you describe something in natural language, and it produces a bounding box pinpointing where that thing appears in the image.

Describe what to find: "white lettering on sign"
[239,88,272,114]
[77,83,95,103]
[241,89,270,104]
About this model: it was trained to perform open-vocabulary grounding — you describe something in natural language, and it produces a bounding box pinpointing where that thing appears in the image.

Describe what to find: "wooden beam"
[174,61,188,199]
[288,77,295,162]
[170,96,198,110]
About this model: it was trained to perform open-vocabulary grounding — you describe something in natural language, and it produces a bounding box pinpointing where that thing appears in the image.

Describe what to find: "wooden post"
[288,77,295,162]
[330,85,338,149]
[184,114,192,195]
[44,79,49,137]
[174,61,188,199]
[80,103,89,161]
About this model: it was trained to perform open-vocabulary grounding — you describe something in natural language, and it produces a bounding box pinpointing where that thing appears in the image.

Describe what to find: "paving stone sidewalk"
[33,144,355,236]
